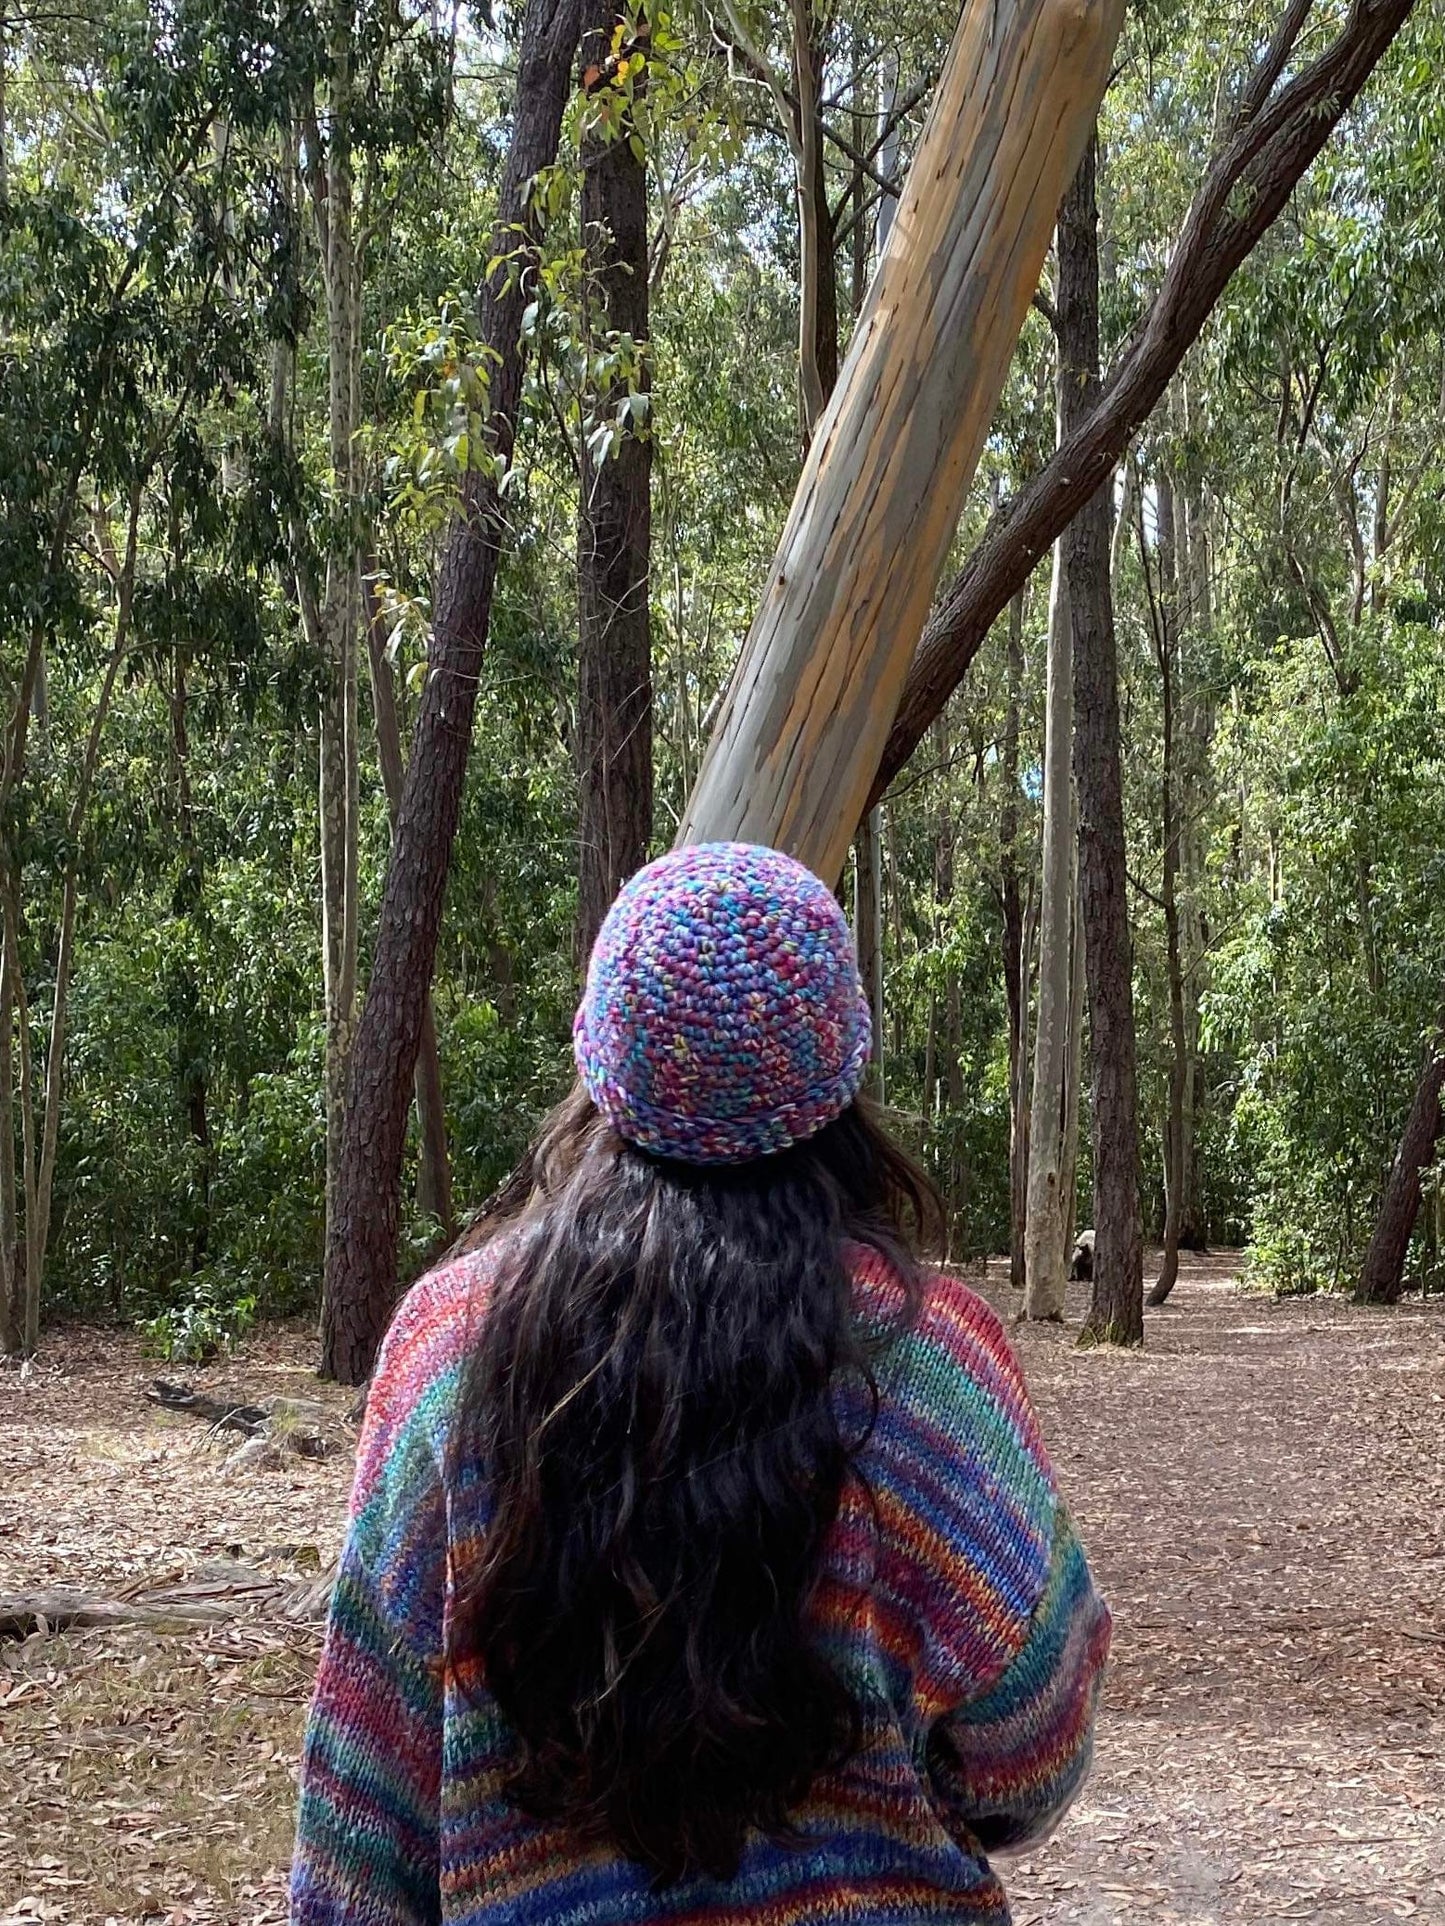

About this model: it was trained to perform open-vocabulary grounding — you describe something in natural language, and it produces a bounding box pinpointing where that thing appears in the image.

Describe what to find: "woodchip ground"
[2,1253,1442,1924]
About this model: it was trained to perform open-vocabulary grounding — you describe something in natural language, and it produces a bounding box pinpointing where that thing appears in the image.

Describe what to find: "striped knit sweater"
[291,1245,1111,1926]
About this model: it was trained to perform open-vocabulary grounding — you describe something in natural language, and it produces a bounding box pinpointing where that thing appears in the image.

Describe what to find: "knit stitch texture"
[291,1249,1111,1926]
[573,842,872,1163]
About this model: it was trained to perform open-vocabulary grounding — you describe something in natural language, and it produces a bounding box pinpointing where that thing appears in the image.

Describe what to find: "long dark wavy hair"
[453,1085,938,1885]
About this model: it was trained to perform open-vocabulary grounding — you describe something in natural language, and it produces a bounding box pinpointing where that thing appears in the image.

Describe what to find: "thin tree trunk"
[1000,588,1027,1292]
[321,0,583,1383]
[314,14,362,1297]
[170,649,212,1270]
[0,907,15,1354]
[362,567,454,1237]
[1178,398,1211,1247]
[1014,889,1038,1289]
[1024,529,1073,1321]
[855,808,885,1099]
[575,1,654,962]
[791,0,827,438]
[1149,468,1187,1307]
[1358,1029,1445,1305]
[849,41,884,1093]
[1060,821,1086,1258]
[0,7,7,207]
[15,914,36,1358]
[30,481,142,1338]
[1063,134,1143,1347]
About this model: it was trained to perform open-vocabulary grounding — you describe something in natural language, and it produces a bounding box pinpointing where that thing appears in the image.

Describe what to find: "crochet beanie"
[573,841,872,1165]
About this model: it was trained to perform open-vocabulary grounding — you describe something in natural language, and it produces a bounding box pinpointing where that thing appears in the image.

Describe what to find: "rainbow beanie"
[573,842,872,1165]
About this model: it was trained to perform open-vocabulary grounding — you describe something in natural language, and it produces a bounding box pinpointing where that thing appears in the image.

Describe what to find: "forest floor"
[1,1252,1443,1925]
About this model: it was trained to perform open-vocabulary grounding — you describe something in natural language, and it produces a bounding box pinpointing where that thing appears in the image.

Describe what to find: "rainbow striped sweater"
[291,1245,1111,1926]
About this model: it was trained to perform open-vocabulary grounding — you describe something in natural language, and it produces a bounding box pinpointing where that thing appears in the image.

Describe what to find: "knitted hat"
[573,841,872,1165]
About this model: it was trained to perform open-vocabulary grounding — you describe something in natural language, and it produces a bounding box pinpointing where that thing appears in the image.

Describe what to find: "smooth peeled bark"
[678,0,1125,880]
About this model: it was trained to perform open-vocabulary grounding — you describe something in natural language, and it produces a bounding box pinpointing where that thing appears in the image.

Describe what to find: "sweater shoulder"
[852,1250,1051,1469]
[912,1271,1053,1471]
[351,1245,494,1513]
[847,1254,1061,1696]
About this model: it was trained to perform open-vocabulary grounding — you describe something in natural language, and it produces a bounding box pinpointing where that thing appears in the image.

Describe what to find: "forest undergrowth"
[1,1257,1441,1926]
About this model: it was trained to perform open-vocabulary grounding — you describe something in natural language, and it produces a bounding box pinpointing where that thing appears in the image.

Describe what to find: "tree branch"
[872,0,1419,807]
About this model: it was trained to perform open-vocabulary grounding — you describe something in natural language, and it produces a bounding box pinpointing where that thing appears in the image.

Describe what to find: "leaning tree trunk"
[575,0,653,962]
[1063,134,1143,1347]
[320,0,583,1384]
[678,0,1124,881]
[1358,1030,1445,1305]
[1024,532,1073,1321]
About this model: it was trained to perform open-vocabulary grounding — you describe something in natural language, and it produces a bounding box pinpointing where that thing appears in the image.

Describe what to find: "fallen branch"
[1,1564,337,1640]
[146,1379,268,1434]
[145,1379,333,1458]
[0,1591,246,1638]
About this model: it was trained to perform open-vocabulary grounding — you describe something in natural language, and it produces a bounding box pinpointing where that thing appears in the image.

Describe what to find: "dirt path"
[999,1254,1445,1925]
[2,1257,1442,1924]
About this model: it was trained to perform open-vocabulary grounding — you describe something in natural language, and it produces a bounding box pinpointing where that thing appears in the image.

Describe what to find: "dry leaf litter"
[1,1255,1442,1924]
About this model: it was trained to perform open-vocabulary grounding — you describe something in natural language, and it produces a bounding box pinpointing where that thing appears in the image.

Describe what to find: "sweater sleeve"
[864,1267,1110,1860]
[926,1497,1111,1856]
[289,1281,458,1926]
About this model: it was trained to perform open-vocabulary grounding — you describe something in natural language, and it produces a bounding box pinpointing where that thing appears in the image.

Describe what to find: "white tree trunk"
[1024,536,1074,1319]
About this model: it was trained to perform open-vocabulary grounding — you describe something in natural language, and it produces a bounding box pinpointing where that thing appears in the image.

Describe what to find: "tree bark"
[28,481,141,1348]
[1000,588,1027,1293]
[1148,468,1188,1308]
[361,567,454,1238]
[1063,135,1143,1348]
[679,0,1125,882]
[790,0,829,438]
[320,0,584,1384]
[0,905,15,1355]
[313,10,363,1296]
[1358,1031,1445,1306]
[855,807,885,1098]
[1177,392,1212,1248]
[1060,827,1086,1259]
[1024,532,1073,1321]
[872,0,1421,806]
[575,0,654,963]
